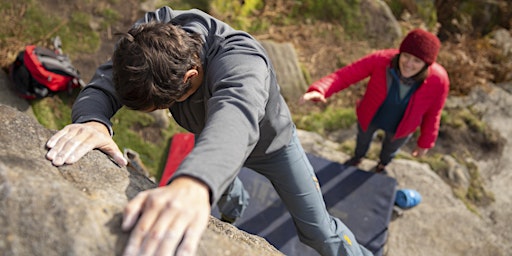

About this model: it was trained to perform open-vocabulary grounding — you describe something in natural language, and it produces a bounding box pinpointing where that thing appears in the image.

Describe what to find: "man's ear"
[183,69,199,83]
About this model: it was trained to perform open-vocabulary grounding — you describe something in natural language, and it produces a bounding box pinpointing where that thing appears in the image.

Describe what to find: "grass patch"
[59,12,100,53]
[290,0,364,37]
[111,108,187,179]
[210,0,265,31]
[293,106,357,135]
[417,153,494,215]
[31,92,77,130]
[441,107,485,133]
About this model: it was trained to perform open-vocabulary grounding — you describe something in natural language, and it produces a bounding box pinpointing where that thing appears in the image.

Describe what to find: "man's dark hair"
[112,22,203,110]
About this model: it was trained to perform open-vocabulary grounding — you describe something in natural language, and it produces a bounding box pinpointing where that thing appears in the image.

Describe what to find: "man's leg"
[245,129,373,256]
[216,176,250,224]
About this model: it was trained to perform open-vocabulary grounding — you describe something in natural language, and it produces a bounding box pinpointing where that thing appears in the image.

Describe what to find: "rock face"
[0,104,283,256]
[260,40,308,103]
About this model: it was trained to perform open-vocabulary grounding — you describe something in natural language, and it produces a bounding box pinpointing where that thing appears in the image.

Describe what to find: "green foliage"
[418,1,437,29]
[61,12,100,53]
[101,7,121,25]
[383,0,403,18]
[293,106,356,135]
[0,1,99,54]
[290,0,364,36]
[418,153,450,175]
[213,0,263,17]
[31,95,74,130]
[465,160,495,206]
[442,107,485,133]
[111,108,186,178]
[165,0,211,11]
[383,0,438,30]
[210,0,265,31]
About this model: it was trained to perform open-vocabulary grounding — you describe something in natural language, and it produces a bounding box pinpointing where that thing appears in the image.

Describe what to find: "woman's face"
[399,52,426,78]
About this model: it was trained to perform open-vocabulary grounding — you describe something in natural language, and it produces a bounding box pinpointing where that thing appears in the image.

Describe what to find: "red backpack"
[9,38,85,99]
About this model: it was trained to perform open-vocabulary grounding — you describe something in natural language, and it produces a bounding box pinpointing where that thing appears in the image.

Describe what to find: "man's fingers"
[122,179,210,256]
[154,217,188,256]
[123,189,184,256]
[47,131,88,165]
[46,123,126,167]
[101,145,128,167]
[122,193,152,256]
[174,215,209,256]
[155,229,180,256]
[122,192,148,231]
[46,128,70,149]
[139,200,181,256]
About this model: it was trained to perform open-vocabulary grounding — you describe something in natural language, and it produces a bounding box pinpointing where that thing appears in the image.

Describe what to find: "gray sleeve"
[170,53,270,205]
[71,60,122,135]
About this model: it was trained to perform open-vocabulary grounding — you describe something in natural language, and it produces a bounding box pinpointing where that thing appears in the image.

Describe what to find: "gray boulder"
[0,104,283,256]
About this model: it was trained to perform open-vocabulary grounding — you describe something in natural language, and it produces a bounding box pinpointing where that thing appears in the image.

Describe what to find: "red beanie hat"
[399,29,441,65]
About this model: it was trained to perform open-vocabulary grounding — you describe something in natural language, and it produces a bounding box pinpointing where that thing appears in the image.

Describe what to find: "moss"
[441,107,487,133]
[101,7,121,25]
[30,92,78,130]
[418,154,450,176]
[383,0,438,30]
[110,108,188,178]
[290,0,364,38]
[0,1,99,54]
[293,106,357,135]
[18,1,66,44]
[210,0,264,31]
[59,12,100,53]
[465,160,495,206]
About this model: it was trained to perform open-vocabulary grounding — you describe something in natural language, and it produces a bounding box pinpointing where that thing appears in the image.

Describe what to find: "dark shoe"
[220,214,237,224]
[344,157,361,167]
[373,163,387,174]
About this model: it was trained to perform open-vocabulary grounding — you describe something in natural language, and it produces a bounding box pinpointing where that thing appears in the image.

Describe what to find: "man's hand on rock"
[46,121,127,167]
[122,176,211,256]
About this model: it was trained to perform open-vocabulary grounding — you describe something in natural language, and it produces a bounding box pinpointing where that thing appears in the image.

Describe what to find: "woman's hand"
[411,147,429,158]
[299,91,327,104]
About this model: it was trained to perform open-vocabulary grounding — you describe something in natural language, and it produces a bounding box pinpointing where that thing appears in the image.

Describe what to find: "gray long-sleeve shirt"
[72,6,293,204]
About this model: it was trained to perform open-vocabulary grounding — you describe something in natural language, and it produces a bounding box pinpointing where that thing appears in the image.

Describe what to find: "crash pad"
[160,133,397,255]
[212,153,397,256]
[158,132,195,187]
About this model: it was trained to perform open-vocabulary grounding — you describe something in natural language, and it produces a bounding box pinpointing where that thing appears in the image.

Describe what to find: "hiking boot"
[344,157,362,167]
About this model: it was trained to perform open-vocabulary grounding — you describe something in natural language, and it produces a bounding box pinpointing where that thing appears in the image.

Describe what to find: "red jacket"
[307,49,450,149]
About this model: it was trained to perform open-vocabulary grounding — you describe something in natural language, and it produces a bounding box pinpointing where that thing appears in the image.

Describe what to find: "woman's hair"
[391,54,428,83]
[112,22,203,110]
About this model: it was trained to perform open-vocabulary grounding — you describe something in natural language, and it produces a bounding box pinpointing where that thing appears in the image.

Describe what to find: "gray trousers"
[217,129,373,256]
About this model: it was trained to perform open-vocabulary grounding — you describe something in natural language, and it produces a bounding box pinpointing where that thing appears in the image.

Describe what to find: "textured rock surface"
[0,104,283,256]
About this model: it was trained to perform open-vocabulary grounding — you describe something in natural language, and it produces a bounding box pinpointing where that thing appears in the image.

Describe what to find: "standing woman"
[300,29,450,173]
